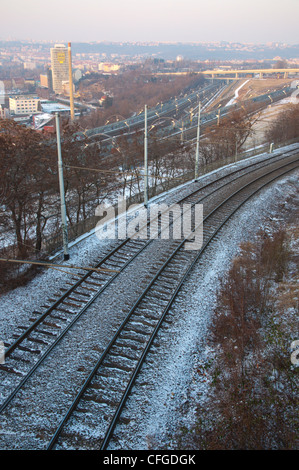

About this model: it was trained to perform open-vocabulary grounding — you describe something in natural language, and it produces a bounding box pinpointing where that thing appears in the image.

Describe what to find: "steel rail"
[1,146,298,415]
[5,144,292,357]
[6,144,295,358]
[99,158,299,450]
[46,155,298,450]
[83,83,220,139]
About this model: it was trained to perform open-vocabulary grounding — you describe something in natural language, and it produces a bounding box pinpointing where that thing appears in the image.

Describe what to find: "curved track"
[1,146,297,409]
[45,152,298,450]
[0,145,298,450]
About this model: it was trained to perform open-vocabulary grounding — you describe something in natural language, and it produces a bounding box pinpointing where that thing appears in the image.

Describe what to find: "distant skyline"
[1,0,298,45]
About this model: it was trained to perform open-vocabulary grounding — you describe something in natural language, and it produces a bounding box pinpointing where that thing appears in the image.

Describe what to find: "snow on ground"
[0,145,298,450]
[225,79,250,107]
[108,170,299,450]
[244,94,298,151]
[1,143,298,343]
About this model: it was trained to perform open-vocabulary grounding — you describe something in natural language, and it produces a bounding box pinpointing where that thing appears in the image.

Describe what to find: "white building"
[24,62,36,70]
[98,62,120,73]
[62,80,75,96]
[0,105,10,119]
[50,44,69,94]
[9,96,40,115]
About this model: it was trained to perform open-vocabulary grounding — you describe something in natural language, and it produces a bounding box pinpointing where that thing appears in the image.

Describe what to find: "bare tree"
[266,104,299,144]
[0,119,57,257]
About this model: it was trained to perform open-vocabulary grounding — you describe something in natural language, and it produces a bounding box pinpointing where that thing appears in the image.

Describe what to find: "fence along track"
[0,147,297,415]
[46,155,298,450]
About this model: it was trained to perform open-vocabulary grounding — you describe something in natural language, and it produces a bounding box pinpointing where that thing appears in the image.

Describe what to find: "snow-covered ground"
[1,143,298,348]
[0,144,298,450]
[225,79,250,107]
[244,94,298,151]
[108,170,299,450]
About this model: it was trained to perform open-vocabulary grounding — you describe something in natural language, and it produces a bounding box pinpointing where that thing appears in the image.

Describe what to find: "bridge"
[156,69,299,80]
[202,68,299,80]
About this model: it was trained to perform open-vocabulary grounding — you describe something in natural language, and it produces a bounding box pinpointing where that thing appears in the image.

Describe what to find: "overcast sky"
[1,0,298,44]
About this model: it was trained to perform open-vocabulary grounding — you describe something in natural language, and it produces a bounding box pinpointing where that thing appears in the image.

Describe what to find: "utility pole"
[181,120,184,142]
[195,102,201,181]
[55,113,70,260]
[144,104,148,207]
[217,108,221,126]
[68,42,75,121]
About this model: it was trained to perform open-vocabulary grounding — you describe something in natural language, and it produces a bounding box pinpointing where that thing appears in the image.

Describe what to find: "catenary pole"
[144,104,148,207]
[55,113,70,260]
[195,102,201,181]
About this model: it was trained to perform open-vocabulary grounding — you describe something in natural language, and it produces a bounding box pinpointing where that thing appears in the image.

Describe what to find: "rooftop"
[9,95,40,101]
[40,101,70,113]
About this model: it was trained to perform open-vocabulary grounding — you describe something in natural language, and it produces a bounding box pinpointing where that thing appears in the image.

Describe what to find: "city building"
[98,62,120,73]
[0,104,10,119]
[24,62,36,70]
[62,81,75,96]
[73,69,83,83]
[11,78,26,90]
[32,113,55,133]
[40,100,71,115]
[50,44,69,94]
[40,74,49,88]
[99,94,113,108]
[40,68,53,90]
[24,78,36,87]
[9,96,40,115]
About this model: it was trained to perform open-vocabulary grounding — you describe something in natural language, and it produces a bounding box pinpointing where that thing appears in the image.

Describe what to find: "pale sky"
[1,0,298,44]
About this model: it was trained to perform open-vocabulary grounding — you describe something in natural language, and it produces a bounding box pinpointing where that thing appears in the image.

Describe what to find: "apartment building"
[9,96,40,115]
[50,44,69,94]
[40,68,53,90]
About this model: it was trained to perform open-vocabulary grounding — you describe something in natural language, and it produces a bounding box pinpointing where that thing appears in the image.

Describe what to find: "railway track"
[1,146,296,402]
[45,152,298,450]
[84,82,221,140]
[0,145,298,449]
[164,84,294,144]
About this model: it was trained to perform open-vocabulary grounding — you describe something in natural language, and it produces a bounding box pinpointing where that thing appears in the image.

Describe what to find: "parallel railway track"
[0,145,298,449]
[47,152,299,450]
